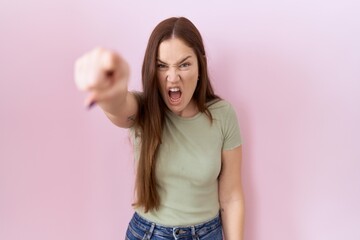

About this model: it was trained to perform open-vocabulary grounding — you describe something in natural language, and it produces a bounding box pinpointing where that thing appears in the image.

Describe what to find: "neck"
[174,100,199,118]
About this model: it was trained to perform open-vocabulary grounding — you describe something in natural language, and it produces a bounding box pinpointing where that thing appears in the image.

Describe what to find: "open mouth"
[168,87,182,103]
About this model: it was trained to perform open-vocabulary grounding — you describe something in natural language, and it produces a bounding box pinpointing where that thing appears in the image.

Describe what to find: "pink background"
[1,0,360,239]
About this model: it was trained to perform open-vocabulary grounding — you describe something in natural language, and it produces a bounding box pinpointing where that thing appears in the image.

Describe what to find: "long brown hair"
[133,17,220,212]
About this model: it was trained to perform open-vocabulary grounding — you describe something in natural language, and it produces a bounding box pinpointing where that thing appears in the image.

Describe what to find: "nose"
[166,68,180,83]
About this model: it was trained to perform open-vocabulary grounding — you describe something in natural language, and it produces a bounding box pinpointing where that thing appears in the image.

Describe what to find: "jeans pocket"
[198,226,223,240]
[125,222,149,240]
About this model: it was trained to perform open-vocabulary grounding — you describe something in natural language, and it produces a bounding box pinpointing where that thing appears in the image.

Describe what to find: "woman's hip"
[125,212,223,240]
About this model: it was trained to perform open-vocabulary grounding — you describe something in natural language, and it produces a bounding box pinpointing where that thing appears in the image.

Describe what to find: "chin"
[167,104,183,113]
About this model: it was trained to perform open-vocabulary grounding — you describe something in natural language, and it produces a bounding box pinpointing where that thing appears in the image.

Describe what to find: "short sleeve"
[222,103,242,150]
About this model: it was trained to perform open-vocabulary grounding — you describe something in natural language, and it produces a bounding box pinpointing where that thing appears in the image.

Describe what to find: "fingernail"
[87,101,96,110]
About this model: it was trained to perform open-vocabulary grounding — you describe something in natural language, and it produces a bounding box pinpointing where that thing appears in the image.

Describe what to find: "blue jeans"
[125,212,223,240]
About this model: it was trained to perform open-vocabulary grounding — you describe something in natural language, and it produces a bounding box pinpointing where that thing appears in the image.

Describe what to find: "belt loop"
[191,226,198,240]
[146,223,155,239]
[172,228,178,239]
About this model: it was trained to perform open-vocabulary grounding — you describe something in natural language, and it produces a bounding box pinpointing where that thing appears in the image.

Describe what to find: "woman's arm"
[219,145,245,240]
[100,90,139,128]
[74,47,139,128]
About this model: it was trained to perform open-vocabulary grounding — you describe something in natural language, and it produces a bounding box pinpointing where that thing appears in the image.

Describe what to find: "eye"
[157,63,167,69]
[179,62,191,68]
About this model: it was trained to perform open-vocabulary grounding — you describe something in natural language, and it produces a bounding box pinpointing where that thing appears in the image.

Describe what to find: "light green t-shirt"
[132,100,242,226]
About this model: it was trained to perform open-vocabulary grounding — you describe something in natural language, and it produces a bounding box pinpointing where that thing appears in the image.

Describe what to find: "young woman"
[75,17,244,240]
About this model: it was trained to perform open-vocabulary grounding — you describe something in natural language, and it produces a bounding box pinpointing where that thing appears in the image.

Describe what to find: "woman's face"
[157,37,199,117]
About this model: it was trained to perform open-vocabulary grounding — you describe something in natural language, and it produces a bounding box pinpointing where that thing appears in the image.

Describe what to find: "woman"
[75,17,244,240]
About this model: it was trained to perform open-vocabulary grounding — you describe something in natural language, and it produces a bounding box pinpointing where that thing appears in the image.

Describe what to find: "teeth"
[169,87,180,92]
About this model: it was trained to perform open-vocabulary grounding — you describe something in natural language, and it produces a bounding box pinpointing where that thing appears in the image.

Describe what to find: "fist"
[74,47,129,106]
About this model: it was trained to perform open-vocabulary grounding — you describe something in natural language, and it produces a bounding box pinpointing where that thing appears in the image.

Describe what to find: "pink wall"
[1,1,359,239]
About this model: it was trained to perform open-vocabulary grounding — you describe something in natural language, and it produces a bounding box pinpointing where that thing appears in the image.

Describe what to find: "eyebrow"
[156,56,192,65]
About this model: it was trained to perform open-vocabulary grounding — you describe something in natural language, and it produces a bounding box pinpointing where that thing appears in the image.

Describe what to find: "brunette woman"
[75,17,244,240]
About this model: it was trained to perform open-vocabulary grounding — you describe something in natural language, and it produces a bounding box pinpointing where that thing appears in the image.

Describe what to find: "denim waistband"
[131,212,222,239]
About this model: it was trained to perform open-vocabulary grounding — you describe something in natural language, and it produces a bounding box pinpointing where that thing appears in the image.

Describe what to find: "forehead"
[157,37,196,61]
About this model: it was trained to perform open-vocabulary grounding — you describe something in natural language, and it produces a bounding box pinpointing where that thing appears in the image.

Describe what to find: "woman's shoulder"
[206,99,238,124]
[207,99,233,111]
